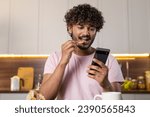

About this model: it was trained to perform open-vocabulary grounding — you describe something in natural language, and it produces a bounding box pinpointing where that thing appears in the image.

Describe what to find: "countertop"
[122,90,150,94]
[0,90,29,93]
[1,90,150,94]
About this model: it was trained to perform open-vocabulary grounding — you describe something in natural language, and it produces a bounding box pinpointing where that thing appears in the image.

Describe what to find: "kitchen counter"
[0,90,150,100]
[0,90,29,93]
[1,90,150,94]
[122,90,150,94]
[0,91,28,100]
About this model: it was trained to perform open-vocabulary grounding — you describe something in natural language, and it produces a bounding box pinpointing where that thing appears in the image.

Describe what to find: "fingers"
[92,58,106,68]
[87,67,105,76]
[88,65,100,72]
[87,63,108,84]
[88,74,95,79]
[87,69,97,75]
[88,63,108,73]
[62,40,76,50]
[60,40,76,64]
[61,40,76,54]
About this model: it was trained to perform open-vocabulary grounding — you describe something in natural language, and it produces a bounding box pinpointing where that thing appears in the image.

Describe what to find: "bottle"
[35,74,42,90]
[10,76,20,91]
[145,71,150,91]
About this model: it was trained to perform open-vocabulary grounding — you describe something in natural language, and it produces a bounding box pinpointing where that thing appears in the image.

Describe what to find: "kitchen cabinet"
[0,0,9,53]
[0,0,150,54]
[128,0,150,53]
[38,0,68,54]
[8,0,39,54]
[99,0,129,53]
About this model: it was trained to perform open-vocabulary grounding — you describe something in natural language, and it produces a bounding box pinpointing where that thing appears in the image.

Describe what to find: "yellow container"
[17,67,34,91]
[145,71,150,91]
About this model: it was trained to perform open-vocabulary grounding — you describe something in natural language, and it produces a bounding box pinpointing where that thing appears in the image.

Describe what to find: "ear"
[67,26,73,34]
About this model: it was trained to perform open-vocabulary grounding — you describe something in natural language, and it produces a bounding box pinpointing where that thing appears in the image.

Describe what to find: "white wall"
[0,0,150,54]
[38,0,68,54]
[128,0,150,53]
[9,0,39,54]
[0,0,9,53]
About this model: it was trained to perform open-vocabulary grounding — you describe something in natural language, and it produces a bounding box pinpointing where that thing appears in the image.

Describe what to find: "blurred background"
[0,0,150,100]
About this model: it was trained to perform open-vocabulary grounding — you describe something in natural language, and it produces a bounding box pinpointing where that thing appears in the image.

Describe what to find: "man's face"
[68,24,97,50]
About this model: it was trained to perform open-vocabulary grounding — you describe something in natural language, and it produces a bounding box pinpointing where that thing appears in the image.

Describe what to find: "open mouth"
[79,36,90,41]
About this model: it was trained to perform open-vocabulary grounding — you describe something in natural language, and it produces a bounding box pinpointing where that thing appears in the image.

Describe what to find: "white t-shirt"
[44,51,124,100]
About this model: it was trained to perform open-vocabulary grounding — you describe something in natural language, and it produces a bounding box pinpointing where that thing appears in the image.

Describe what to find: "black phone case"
[91,48,110,66]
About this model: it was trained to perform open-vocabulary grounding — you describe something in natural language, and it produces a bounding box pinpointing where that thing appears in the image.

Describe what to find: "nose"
[82,27,90,36]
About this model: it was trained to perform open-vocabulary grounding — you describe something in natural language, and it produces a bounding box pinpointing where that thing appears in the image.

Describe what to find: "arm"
[40,63,67,100]
[40,40,76,99]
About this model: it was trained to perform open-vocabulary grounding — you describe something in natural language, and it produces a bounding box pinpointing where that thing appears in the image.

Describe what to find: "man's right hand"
[60,40,76,65]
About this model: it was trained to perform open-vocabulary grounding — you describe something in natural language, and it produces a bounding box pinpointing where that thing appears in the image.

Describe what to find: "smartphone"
[91,47,110,67]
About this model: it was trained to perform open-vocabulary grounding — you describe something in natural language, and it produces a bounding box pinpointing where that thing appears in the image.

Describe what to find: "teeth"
[82,37,88,40]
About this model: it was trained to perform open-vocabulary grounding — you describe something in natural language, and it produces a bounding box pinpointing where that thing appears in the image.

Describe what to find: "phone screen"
[91,48,110,67]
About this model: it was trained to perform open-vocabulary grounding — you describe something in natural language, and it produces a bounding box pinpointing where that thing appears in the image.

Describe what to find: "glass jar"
[131,79,138,90]
[137,76,146,90]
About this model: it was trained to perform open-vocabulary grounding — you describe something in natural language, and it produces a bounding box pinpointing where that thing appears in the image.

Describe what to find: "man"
[40,4,124,100]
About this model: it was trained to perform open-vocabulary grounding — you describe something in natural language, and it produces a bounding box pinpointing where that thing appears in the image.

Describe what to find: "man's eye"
[90,28,96,31]
[78,26,84,29]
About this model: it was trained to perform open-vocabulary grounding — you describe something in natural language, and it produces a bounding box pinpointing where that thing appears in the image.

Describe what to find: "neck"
[74,47,95,56]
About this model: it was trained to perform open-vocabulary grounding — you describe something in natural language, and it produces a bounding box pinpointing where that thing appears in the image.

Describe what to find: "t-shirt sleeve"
[107,55,124,83]
[44,52,60,74]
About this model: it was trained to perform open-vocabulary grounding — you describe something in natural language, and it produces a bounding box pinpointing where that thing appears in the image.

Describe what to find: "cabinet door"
[99,0,129,53]
[128,0,150,53]
[9,0,39,54]
[38,0,68,54]
[0,0,9,53]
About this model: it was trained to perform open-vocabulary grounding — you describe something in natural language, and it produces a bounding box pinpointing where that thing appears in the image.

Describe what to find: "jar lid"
[137,76,144,79]
[132,79,137,82]
[145,71,150,74]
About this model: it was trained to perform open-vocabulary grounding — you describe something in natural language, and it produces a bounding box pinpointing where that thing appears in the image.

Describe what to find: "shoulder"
[106,53,119,67]
[46,51,61,64]
[44,51,61,74]
[47,51,61,59]
[107,53,116,62]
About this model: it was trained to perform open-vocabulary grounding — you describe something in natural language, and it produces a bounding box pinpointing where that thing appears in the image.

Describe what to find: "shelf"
[122,90,150,94]
[0,90,29,93]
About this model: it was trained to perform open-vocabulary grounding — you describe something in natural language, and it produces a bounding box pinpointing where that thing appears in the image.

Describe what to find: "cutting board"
[17,67,34,91]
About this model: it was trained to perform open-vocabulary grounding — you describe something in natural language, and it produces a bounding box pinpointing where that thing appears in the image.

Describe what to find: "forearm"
[40,63,67,99]
[100,78,121,92]
[100,79,113,92]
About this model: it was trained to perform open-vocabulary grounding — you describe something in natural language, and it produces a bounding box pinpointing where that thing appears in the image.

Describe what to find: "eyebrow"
[76,23,95,28]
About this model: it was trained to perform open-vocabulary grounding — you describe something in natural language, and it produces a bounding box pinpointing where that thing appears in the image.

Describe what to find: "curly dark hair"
[64,4,105,32]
